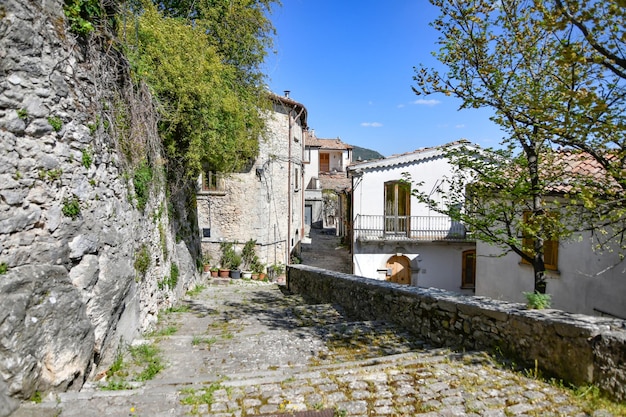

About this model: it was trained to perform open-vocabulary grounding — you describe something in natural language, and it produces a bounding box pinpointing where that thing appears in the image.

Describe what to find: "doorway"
[386,255,411,285]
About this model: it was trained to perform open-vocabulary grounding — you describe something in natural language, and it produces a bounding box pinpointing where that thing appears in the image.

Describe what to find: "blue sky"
[264,0,506,157]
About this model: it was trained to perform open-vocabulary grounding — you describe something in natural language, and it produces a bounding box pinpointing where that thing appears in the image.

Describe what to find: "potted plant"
[251,257,263,280]
[268,263,285,282]
[229,253,242,279]
[241,239,257,278]
[210,266,219,278]
[202,254,212,273]
[219,242,236,278]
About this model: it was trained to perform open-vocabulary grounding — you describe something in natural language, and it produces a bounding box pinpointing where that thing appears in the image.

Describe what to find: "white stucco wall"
[350,148,475,294]
[351,155,454,218]
[476,233,626,319]
[353,241,475,294]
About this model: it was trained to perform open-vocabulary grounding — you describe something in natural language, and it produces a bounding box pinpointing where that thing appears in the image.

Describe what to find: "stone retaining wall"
[287,265,626,401]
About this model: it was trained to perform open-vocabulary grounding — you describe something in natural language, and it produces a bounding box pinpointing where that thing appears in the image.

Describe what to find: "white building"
[304,135,353,235]
[475,152,626,319]
[196,92,307,268]
[348,142,476,293]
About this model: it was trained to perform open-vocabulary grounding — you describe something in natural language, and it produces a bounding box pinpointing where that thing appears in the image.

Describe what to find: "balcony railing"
[354,214,471,242]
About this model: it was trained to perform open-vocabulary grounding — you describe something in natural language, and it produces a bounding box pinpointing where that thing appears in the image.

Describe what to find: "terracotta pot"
[218,269,230,278]
[203,264,210,273]
[251,273,259,280]
[210,270,218,278]
[258,273,266,281]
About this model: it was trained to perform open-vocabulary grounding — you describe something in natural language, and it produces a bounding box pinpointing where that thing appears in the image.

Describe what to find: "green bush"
[134,244,151,277]
[133,162,152,212]
[63,0,101,35]
[523,291,552,309]
[0,262,7,275]
[62,197,81,219]
[82,148,93,169]
[47,116,63,132]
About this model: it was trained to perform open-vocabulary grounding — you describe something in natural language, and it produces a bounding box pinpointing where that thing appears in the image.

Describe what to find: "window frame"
[384,180,411,236]
[461,249,476,289]
[521,211,559,271]
[200,170,226,195]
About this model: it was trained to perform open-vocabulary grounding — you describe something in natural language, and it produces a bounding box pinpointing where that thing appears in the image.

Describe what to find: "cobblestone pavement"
[13,281,622,417]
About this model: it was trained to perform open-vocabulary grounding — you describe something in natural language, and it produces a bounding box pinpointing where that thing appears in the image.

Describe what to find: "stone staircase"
[12,281,621,417]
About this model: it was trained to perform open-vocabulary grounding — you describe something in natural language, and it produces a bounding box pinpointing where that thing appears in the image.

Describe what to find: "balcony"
[354,214,472,242]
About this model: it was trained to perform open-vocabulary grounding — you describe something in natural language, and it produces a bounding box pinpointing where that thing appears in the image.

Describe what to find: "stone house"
[347,141,477,293]
[475,152,626,319]
[196,92,307,270]
[303,134,353,236]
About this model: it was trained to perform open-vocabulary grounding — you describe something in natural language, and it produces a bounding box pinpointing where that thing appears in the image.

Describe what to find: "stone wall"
[198,99,305,268]
[0,0,199,411]
[287,265,626,401]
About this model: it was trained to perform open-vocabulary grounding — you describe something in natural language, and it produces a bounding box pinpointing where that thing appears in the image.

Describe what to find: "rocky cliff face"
[0,0,199,413]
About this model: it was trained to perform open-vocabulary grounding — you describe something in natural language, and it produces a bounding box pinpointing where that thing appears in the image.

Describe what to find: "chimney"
[284,90,290,98]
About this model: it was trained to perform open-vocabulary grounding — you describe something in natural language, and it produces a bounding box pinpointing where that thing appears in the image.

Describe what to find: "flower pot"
[258,272,266,281]
[230,269,241,279]
[251,273,259,280]
[218,269,230,278]
[210,270,218,278]
[242,271,252,279]
[203,264,211,273]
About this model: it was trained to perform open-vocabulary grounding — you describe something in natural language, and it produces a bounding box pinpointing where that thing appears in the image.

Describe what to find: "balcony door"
[320,153,330,172]
[384,181,410,236]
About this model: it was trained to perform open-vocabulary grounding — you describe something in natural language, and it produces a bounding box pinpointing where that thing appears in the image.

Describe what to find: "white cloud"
[412,99,441,106]
[361,122,383,128]
[455,124,465,128]
[397,104,405,108]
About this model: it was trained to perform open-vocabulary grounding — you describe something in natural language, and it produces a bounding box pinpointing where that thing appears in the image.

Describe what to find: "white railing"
[354,214,470,241]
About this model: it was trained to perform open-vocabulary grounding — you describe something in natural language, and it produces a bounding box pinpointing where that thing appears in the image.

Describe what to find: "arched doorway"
[386,255,411,285]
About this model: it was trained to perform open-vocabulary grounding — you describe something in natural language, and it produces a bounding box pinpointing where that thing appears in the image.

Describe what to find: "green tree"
[412,0,625,293]
[534,0,626,250]
[120,2,272,178]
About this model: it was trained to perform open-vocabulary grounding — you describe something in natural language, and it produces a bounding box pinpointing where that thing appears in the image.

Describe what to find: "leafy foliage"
[61,196,81,219]
[63,0,101,35]
[133,162,152,212]
[119,1,274,178]
[523,291,552,309]
[47,116,63,132]
[414,0,626,291]
[134,244,151,277]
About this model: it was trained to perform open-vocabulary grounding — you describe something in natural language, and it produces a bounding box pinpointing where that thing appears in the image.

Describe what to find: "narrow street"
[300,228,351,274]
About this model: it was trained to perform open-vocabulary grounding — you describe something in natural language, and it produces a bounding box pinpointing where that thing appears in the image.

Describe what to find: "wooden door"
[386,255,411,285]
[320,153,330,172]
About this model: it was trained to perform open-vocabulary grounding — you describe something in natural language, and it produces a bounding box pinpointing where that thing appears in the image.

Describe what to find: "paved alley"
[13,281,622,417]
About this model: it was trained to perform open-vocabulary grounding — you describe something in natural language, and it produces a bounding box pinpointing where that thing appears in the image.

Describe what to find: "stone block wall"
[0,0,199,411]
[287,265,626,401]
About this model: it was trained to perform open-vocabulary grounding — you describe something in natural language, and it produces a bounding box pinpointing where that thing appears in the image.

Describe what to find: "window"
[521,211,559,270]
[295,168,299,190]
[384,181,410,235]
[303,147,311,163]
[201,170,224,193]
[462,250,476,289]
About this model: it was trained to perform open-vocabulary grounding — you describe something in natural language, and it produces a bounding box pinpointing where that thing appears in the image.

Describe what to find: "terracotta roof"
[268,92,308,128]
[548,150,618,193]
[306,137,353,150]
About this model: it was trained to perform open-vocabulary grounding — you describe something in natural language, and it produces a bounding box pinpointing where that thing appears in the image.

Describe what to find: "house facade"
[475,152,626,319]
[348,142,476,293]
[196,92,307,269]
[304,135,353,235]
